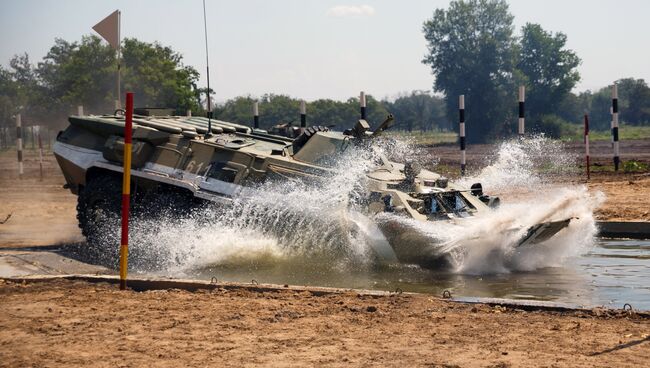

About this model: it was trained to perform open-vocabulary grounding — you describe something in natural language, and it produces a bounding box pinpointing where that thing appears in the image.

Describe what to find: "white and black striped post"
[518,85,525,137]
[459,95,466,176]
[300,100,306,128]
[609,106,614,146]
[584,115,590,180]
[253,101,259,129]
[16,114,23,178]
[360,91,367,120]
[612,84,620,171]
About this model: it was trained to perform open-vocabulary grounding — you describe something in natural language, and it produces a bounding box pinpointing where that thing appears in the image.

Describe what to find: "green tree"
[616,78,650,125]
[35,35,201,116]
[384,91,448,132]
[422,0,516,143]
[37,36,115,114]
[122,38,200,113]
[517,23,581,123]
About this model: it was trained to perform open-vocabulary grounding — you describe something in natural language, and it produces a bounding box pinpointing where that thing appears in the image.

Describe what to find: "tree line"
[422,0,650,142]
[2,1,650,145]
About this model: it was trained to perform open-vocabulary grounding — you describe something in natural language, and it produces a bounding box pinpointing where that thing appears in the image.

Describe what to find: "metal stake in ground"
[518,86,525,137]
[253,102,259,129]
[612,84,620,171]
[300,100,307,128]
[16,114,23,178]
[584,114,590,181]
[119,92,134,290]
[37,126,44,181]
[360,91,367,120]
[459,95,466,176]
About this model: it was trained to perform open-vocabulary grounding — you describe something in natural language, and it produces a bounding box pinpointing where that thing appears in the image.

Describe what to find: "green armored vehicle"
[54,110,571,267]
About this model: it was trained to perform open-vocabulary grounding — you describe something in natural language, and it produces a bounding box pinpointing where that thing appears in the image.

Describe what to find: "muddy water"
[185,238,650,311]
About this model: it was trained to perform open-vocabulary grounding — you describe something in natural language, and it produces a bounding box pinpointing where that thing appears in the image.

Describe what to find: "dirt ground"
[0,278,648,368]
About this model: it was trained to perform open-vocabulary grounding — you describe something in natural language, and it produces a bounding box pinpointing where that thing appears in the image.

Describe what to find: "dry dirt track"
[0,278,649,368]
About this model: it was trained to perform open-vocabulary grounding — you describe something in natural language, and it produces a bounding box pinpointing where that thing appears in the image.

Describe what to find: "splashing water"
[89,135,601,277]
[457,135,577,192]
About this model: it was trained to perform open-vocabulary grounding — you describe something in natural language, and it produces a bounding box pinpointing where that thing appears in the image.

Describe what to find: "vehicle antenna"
[202,0,213,138]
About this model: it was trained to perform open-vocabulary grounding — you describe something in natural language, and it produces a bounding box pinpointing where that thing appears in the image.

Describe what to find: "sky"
[1,0,649,102]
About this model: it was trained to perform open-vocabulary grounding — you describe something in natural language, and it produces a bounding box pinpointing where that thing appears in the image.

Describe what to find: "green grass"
[563,124,650,142]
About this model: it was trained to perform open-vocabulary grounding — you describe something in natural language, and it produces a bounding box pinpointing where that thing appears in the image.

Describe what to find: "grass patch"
[563,124,650,142]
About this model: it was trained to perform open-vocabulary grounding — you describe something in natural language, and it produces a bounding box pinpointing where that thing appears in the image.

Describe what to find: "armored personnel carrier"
[54,111,571,267]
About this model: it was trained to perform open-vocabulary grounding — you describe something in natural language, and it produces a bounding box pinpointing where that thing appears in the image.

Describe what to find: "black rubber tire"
[76,174,122,263]
[292,126,329,153]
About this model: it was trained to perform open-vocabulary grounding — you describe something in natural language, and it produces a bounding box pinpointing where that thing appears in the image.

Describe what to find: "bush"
[530,114,574,139]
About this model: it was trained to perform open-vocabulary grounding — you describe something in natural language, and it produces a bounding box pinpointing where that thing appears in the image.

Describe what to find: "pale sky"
[1,0,649,102]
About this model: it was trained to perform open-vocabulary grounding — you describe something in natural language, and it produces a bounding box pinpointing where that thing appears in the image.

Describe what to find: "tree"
[616,78,650,125]
[517,23,581,122]
[383,91,448,132]
[34,35,201,117]
[422,0,516,143]
[122,38,200,113]
[37,36,115,115]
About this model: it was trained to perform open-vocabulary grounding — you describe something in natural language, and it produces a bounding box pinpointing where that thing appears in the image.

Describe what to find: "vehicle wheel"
[76,174,122,264]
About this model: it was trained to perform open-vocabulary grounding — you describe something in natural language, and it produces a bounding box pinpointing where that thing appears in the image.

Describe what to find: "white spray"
[97,136,602,277]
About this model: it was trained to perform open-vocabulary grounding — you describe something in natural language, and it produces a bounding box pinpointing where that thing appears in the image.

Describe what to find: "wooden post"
[459,95,466,176]
[37,126,44,181]
[584,115,590,181]
[119,92,134,290]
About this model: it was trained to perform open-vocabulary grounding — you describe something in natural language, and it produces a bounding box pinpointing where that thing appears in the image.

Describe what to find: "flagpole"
[116,10,121,110]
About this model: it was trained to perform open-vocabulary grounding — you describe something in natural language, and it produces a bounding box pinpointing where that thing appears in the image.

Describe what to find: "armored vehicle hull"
[54,113,571,267]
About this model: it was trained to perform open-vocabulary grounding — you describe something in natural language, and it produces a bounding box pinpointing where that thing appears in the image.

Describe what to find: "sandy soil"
[0,278,648,368]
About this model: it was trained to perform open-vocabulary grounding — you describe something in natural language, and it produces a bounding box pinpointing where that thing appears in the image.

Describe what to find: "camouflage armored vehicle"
[54,111,571,267]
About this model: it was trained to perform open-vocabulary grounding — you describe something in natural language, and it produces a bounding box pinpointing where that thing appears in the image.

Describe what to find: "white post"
[300,100,306,128]
[612,84,620,171]
[16,114,23,177]
[77,105,84,116]
[186,109,192,117]
[459,95,466,176]
[360,91,367,120]
[253,101,259,129]
[518,86,525,136]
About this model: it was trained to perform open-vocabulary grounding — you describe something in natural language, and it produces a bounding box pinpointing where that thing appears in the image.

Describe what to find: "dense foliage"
[0,35,200,130]
[423,0,583,141]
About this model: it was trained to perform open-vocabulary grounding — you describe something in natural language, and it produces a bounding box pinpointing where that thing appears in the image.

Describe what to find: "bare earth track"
[0,278,648,367]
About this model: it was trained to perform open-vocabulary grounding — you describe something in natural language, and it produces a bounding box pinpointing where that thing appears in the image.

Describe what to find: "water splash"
[87,135,601,277]
[457,135,577,193]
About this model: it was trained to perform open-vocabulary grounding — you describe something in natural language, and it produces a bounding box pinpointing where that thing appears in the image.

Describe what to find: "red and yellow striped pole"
[119,92,134,290]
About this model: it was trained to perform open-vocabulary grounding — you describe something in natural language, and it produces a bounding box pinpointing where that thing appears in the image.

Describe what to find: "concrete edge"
[3,274,649,317]
[597,221,650,239]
